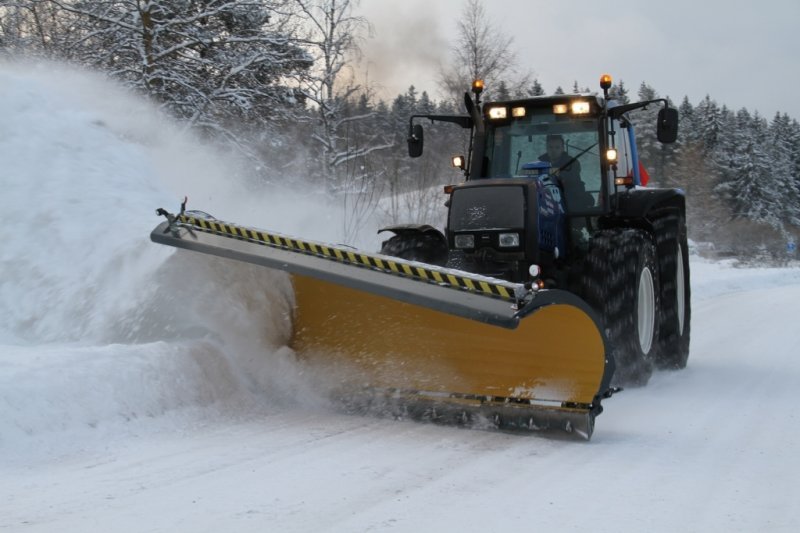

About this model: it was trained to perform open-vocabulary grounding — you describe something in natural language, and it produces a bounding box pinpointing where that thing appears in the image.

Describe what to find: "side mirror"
[657,107,679,144]
[408,124,424,158]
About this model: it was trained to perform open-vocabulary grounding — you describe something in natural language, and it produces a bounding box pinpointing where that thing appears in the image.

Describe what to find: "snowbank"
[0,62,329,462]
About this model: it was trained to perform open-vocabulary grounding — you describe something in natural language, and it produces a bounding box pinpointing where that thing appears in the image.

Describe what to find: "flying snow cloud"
[0,62,340,461]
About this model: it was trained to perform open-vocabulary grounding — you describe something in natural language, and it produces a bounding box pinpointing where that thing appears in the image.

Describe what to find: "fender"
[606,188,686,232]
[377,223,446,240]
[615,188,685,217]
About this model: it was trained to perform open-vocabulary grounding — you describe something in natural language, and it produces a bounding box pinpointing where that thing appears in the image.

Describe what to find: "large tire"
[582,229,660,387]
[379,230,448,266]
[653,214,691,369]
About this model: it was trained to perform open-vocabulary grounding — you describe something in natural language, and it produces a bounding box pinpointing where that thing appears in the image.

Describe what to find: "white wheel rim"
[638,266,655,354]
[676,243,686,336]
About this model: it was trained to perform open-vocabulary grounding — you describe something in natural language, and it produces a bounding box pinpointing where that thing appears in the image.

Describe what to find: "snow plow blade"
[151,211,614,438]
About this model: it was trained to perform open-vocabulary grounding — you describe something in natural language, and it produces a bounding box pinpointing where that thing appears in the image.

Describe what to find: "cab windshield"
[484,107,602,212]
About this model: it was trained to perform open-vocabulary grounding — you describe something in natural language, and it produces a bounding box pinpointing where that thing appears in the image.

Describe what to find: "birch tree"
[438,0,529,103]
[294,0,391,194]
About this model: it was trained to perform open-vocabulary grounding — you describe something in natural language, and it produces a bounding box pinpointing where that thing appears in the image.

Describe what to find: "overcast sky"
[355,0,800,119]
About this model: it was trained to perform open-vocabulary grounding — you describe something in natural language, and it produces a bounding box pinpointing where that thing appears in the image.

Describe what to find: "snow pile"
[0,62,331,461]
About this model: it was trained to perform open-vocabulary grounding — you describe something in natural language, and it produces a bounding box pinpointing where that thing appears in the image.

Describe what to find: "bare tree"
[0,1,74,57]
[294,0,391,190]
[294,0,393,242]
[438,0,530,103]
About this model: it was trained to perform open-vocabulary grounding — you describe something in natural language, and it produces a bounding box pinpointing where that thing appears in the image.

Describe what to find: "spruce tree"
[768,113,800,226]
[529,79,545,96]
[609,80,630,104]
[695,95,723,153]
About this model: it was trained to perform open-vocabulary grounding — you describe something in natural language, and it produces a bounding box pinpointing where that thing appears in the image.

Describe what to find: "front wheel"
[582,229,660,387]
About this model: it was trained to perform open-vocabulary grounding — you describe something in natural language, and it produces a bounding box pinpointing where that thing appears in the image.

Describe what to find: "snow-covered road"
[4,277,799,533]
[2,63,799,533]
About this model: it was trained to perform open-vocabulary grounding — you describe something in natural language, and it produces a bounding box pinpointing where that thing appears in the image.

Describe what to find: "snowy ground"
[2,63,799,532]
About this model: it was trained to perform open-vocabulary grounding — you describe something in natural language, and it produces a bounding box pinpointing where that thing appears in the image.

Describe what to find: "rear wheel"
[582,229,659,387]
[653,214,691,369]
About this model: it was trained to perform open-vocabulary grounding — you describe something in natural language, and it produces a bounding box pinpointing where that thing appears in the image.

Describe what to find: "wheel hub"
[676,243,686,336]
[638,266,655,354]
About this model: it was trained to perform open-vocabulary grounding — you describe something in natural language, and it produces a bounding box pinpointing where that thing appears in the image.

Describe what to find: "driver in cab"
[539,134,593,209]
[539,134,580,183]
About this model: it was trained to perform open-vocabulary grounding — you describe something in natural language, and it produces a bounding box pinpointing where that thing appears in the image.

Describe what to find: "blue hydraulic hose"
[628,122,641,186]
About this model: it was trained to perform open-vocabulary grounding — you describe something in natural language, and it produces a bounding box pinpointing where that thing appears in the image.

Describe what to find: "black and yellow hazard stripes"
[178,214,524,303]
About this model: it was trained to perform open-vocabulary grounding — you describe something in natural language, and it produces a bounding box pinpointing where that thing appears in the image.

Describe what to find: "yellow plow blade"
[292,275,611,436]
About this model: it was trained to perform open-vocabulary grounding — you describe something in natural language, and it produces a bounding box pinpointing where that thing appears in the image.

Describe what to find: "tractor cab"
[476,95,605,217]
[401,74,679,285]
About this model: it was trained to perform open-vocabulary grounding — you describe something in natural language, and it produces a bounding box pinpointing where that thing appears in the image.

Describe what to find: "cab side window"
[608,118,633,185]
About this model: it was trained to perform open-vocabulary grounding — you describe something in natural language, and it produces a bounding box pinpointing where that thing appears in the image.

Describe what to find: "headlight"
[498,233,520,247]
[571,101,591,114]
[487,106,507,120]
[454,234,475,249]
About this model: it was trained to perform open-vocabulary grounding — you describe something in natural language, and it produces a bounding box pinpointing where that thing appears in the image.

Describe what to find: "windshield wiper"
[557,142,598,174]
